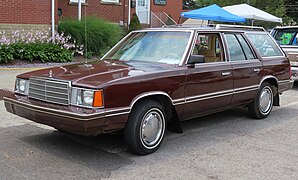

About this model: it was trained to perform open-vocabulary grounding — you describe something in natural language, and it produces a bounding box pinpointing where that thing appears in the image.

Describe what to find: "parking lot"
[0,69,298,179]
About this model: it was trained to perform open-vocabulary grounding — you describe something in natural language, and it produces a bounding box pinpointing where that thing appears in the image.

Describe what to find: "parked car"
[270,26,298,78]
[4,26,293,155]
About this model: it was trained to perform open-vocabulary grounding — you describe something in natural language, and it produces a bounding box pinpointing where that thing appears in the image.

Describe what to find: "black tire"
[248,82,274,119]
[124,100,166,155]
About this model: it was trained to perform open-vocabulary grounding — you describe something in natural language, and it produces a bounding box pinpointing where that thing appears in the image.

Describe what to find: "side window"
[192,33,223,63]
[247,33,283,57]
[225,34,246,61]
[236,34,255,60]
[274,30,296,45]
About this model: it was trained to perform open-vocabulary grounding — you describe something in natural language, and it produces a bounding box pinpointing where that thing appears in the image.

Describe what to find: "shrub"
[0,45,14,63]
[58,17,121,56]
[0,30,73,63]
[11,43,72,63]
[129,13,141,32]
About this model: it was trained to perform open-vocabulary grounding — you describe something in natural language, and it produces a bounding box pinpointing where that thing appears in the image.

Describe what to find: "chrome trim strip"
[186,89,233,102]
[172,98,185,106]
[186,92,234,103]
[234,85,259,93]
[4,97,131,121]
[260,76,278,86]
[4,97,104,121]
[278,79,293,85]
[130,91,174,108]
[234,87,259,94]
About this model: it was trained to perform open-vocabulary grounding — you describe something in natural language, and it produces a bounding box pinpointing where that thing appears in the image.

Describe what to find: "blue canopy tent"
[180,4,246,23]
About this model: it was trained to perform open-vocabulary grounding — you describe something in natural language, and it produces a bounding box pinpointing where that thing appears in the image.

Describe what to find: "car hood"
[17,60,177,88]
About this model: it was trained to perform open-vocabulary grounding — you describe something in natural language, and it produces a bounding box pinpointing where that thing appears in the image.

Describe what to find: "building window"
[69,0,87,4]
[101,0,120,4]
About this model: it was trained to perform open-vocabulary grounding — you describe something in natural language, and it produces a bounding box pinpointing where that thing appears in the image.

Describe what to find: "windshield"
[272,29,298,45]
[104,31,191,65]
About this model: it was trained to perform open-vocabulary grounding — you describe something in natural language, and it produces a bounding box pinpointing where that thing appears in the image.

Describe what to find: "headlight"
[15,78,29,95]
[71,88,104,108]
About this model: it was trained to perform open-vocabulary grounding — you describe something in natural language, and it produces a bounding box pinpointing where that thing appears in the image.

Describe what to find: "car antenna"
[84,4,88,64]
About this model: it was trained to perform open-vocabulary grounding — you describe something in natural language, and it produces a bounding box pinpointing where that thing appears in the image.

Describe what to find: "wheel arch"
[129,91,182,133]
[259,76,279,106]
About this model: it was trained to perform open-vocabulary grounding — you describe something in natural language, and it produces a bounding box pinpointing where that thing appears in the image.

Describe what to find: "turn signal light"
[93,90,104,107]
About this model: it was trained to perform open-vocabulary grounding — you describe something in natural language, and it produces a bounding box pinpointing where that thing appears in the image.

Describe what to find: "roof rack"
[163,24,266,32]
[214,24,266,31]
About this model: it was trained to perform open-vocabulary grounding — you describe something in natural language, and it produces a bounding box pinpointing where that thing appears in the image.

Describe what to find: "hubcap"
[140,108,165,149]
[259,86,273,114]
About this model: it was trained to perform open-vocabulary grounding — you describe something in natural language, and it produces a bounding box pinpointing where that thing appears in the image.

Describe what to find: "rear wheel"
[124,100,166,155]
[248,82,274,119]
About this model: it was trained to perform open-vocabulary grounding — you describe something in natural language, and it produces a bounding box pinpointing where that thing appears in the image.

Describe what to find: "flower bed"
[0,30,74,63]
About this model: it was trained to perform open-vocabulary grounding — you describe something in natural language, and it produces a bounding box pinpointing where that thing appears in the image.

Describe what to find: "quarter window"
[247,33,283,57]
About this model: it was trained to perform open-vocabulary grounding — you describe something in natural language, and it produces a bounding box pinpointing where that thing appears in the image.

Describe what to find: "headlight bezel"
[15,78,29,95]
[71,87,104,108]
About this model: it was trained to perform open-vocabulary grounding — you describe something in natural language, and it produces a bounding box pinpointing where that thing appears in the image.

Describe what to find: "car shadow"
[17,104,297,156]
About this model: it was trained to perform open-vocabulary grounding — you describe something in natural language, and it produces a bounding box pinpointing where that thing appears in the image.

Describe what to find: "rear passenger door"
[223,33,263,106]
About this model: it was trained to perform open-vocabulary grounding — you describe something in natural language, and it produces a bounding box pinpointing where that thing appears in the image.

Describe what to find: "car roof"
[273,26,298,30]
[140,24,266,33]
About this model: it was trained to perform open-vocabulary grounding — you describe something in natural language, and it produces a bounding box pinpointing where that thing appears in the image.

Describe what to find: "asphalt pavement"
[0,69,298,180]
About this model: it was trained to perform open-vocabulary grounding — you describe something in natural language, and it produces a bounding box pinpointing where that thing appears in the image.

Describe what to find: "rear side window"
[247,33,283,57]
[236,34,255,60]
[225,34,246,61]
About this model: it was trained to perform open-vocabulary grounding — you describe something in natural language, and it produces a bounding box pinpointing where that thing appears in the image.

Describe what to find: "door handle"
[254,68,260,72]
[221,72,231,76]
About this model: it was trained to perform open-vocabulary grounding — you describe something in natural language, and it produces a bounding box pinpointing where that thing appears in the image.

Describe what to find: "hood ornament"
[49,70,53,78]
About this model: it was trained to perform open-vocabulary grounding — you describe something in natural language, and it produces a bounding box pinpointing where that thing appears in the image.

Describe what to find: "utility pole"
[78,0,82,21]
[51,0,55,38]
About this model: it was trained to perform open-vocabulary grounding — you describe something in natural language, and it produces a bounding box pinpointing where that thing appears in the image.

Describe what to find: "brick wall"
[150,0,183,23]
[58,0,125,24]
[59,0,182,26]
[0,0,58,25]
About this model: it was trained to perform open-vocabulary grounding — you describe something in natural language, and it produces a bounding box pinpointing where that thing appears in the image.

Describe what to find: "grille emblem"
[49,70,53,78]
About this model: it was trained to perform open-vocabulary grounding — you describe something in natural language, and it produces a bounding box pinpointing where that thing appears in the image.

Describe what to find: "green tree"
[284,0,298,24]
[129,13,141,32]
[184,0,288,28]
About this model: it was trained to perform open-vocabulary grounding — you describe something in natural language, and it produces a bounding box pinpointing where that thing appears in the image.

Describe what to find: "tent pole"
[252,19,254,26]
[178,17,181,25]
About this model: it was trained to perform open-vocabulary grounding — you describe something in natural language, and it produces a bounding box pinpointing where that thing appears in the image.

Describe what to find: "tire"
[248,82,274,119]
[124,100,166,155]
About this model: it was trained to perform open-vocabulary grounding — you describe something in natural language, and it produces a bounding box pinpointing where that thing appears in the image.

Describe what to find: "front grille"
[28,77,70,105]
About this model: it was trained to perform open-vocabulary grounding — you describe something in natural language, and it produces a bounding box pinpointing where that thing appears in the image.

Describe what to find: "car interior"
[192,34,223,63]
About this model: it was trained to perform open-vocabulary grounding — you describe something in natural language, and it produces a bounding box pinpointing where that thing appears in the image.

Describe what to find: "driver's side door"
[182,33,233,120]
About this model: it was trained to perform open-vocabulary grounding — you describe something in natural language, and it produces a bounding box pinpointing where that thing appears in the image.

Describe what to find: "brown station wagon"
[4,26,294,155]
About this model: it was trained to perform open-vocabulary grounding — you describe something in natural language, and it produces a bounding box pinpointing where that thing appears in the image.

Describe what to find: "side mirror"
[188,55,205,64]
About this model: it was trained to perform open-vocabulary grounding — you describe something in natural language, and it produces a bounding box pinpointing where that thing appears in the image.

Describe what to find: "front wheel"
[248,82,274,119]
[124,100,166,155]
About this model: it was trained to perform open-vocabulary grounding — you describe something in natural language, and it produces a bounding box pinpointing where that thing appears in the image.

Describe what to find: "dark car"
[270,26,298,78]
[4,26,293,155]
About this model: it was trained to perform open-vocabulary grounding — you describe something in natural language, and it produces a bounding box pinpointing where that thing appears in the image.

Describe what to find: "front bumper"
[4,94,129,136]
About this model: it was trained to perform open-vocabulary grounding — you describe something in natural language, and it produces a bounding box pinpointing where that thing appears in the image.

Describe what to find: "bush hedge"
[0,30,73,64]
[58,17,121,56]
